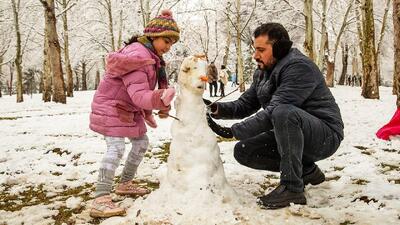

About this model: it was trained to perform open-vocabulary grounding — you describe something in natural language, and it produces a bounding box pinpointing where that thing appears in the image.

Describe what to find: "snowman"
[127,55,238,224]
[166,54,235,199]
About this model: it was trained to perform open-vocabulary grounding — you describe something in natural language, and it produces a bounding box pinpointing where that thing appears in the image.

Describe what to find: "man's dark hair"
[253,23,293,60]
[253,23,290,42]
[221,65,226,69]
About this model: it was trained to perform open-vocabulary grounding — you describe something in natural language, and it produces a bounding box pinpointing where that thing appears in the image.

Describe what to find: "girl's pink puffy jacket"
[89,42,169,138]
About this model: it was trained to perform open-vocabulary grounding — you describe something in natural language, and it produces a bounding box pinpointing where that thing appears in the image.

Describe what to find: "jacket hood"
[105,44,157,77]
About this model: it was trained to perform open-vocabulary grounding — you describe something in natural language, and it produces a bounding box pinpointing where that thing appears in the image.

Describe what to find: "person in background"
[88,9,180,218]
[207,61,219,97]
[230,72,237,87]
[218,65,229,97]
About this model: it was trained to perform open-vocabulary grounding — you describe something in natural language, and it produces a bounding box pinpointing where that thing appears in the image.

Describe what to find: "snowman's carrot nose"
[200,76,208,82]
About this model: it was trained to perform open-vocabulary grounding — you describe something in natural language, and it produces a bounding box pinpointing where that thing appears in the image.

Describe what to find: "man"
[205,23,344,209]
[207,61,219,97]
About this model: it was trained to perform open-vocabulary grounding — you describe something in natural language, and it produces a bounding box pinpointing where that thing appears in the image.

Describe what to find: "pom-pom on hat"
[144,9,180,42]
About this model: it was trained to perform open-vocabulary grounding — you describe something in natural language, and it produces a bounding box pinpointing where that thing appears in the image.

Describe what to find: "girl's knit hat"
[144,9,180,42]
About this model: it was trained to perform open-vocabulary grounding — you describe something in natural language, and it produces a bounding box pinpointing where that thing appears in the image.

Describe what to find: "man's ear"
[273,40,293,60]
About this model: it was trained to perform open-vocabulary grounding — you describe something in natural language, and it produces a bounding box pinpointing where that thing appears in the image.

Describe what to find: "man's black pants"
[209,81,218,97]
[233,104,342,192]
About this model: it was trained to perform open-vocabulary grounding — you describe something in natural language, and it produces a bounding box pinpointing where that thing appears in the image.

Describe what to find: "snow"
[0,85,399,225]
[66,197,82,209]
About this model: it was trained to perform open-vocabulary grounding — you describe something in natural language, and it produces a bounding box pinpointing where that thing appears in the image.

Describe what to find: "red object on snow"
[376,108,400,140]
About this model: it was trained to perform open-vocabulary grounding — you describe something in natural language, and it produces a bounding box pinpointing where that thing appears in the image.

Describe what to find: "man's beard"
[257,58,276,71]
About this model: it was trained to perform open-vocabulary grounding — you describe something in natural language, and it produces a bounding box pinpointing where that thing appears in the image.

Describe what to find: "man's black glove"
[206,113,233,138]
[203,98,218,114]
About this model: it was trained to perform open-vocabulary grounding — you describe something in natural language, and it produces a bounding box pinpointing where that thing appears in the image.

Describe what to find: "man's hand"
[203,98,218,114]
[206,113,233,138]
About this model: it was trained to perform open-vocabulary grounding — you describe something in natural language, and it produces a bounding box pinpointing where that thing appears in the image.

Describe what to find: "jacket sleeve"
[121,68,169,111]
[214,72,261,119]
[231,62,317,140]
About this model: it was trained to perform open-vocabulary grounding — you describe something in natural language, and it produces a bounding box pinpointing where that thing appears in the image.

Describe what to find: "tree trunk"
[74,67,80,91]
[11,0,23,103]
[105,0,115,51]
[376,0,391,86]
[81,61,87,91]
[394,0,400,105]
[352,48,361,86]
[62,0,74,97]
[42,31,52,102]
[95,69,100,90]
[361,0,379,99]
[325,60,335,87]
[223,3,232,67]
[304,0,315,61]
[236,0,245,92]
[0,55,2,98]
[140,0,150,27]
[42,0,66,103]
[8,63,14,96]
[117,9,123,49]
[338,43,349,85]
[317,0,327,70]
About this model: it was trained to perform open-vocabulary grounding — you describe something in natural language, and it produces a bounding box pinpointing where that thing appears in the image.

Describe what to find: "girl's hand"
[161,87,176,106]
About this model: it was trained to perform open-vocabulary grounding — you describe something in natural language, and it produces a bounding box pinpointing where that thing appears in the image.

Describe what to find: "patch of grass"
[52,205,84,225]
[146,142,171,163]
[382,148,398,153]
[0,184,50,212]
[52,172,63,176]
[352,179,370,185]
[0,183,94,212]
[352,195,378,203]
[334,166,345,171]
[253,177,279,196]
[388,178,400,184]
[325,175,341,181]
[380,163,400,172]
[0,116,21,120]
[216,136,237,142]
[45,148,71,156]
[132,179,160,191]
[340,220,355,225]
[353,145,368,150]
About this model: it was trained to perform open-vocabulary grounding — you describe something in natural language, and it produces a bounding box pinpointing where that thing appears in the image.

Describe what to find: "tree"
[338,43,349,85]
[11,0,24,103]
[42,32,52,102]
[61,0,74,97]
[360,0,379,99]
[303,0,315,61]
[325,0,354,87]
[394,0,400,106]
[100,0,116,51]
[95,69,100,90]
[317,0,328,70]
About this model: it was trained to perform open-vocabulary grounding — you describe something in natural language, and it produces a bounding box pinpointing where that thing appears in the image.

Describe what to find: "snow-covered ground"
[0,85,399,225]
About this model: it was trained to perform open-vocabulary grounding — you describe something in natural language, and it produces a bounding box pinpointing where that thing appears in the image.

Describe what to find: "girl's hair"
[221,65,226,69]
[124,35,147,46]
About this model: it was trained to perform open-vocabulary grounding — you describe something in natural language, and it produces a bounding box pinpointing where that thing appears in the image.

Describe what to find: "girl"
[89,10,180,218]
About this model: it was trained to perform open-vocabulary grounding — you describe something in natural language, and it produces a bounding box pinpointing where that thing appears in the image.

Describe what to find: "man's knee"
[271,104,301,126]
[233,142,247,165]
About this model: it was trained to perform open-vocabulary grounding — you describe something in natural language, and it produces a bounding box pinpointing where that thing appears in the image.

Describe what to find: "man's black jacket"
[215,48,344,140]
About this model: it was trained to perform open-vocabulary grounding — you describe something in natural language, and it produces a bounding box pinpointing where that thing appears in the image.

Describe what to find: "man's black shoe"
[257,185,306,209]
[303,165,325,186]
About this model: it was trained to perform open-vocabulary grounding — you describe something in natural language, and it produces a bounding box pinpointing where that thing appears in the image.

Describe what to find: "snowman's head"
[178,54,208,95]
